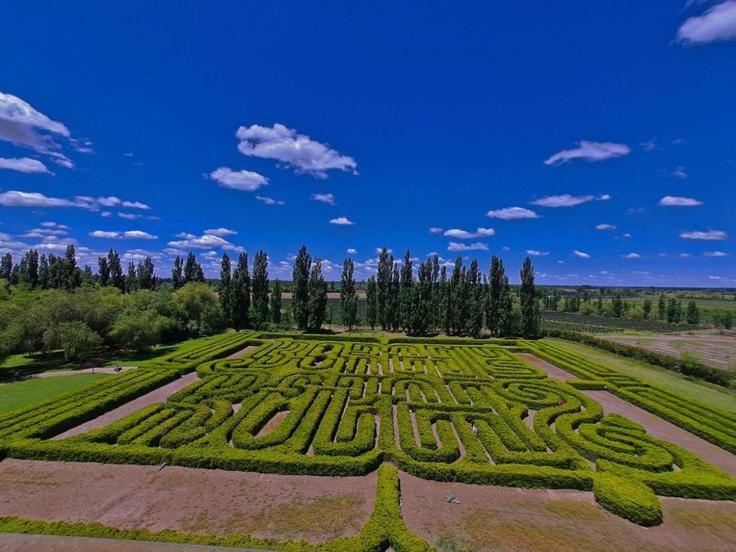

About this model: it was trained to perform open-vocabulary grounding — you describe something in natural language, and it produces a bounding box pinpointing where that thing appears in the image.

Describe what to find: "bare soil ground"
[522,353,736,473]
[51,373,200,440]
[0,459,375,543]
[226,346,259,360]
[400,471,736,552]
[33,366,137,378]
[605,332,736,370]
[0,533,259,552]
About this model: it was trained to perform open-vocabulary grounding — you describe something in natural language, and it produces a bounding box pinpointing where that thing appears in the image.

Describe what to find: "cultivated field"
[1,332,736,550]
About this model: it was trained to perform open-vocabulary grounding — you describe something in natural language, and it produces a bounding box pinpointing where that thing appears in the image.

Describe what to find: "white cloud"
[0,156,51,174]
[118,213,142,220]
[429,227,444,234]
[168,232,243,252]
[443,227,495,239]
[209,166,268,191]
[671,166,688,179]
[622,253,641,259]
[122,200,150,210]
[89,230,157,240]
[532,194,610,208]
[573,250,591,259]
[236,123,357,178]
[596,224,617,231]
[678,1,736,44]
[659,195,703,207]
[312,193,335,205]
[41,221,69,230]
[447,242,489,252]
[0,190,79,208]
[486,206,540,220]
[544,141,630,165]
[704,250,728,257]
[204,227,237,237]
[256,195,285,205]
[346,248,357,254]
[330,216,355,225]
[526,249,549,256]
[680,230,727,240]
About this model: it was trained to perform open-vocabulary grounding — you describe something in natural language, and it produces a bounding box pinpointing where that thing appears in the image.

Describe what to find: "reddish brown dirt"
[0,533,256,552]
[400,471,736,552]
[605,333,736,370]
[255,411,289,438]
[0,459,375,543]
[51,373,200,440]
[226,346,259,360]
[586,390,736,474]
[517,353,578,381]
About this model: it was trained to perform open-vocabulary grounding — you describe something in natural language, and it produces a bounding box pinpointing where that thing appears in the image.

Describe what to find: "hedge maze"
[1,332,736,539]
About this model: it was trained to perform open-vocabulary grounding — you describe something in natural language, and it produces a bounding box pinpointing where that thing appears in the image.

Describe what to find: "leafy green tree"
[307,259,328,332]
[108,249,125,290]
[271,279,282,324]
[232,253,251,329]
[44,321,103,361]
[376,248,392,330]
[0,253,12,282]
[126,262,138,292]
[519,257,540,338]
[467,260,484,337]
[657,294,666,321]
[612,294,624,318]
[219,253,233,326]
[642,298,652,319]
[110,310,173,351]
[184,252,204,283]
[172,282,223,335]
[171,256,184,289]
[498,275,516,337]
[487,256,504,335]
[251,251,270,328]
[292,245,311,330]
[340,258,358,330]
[365,276,378,330]
[98,255,110,286]
[388,262,401,331]
[399,251,414,331]
[138,257,156,290]
[686,301,700,325]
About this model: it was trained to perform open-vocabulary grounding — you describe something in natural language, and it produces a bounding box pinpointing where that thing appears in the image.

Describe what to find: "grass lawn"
[548,338,736,412]
[0,374,110,415]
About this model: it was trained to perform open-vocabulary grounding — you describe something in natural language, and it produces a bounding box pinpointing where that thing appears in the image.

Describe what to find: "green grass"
[0,374,110,415]
[548,338,736,412]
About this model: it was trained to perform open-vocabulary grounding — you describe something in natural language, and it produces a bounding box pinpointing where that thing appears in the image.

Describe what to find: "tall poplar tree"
[220,253,233,326]
[307,259,328,332]
[365,276,378,330]
[340,258,358,330]
[292,246,311,330]
[108,249,124,290]
[271,279,282,324]
[399,251,414,331]
[251,251,270,328]
[376,248,392,330]
[232,253,251,329]
[487,256,504,336]
[519,257,540,338]
[172,256,184,289]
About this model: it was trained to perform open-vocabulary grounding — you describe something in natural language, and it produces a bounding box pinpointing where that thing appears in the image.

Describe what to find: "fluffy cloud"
[678,1,736,44]
[236,123,357,178]
[443,227,495,239]
[89,230,157,240]
[526,249,548,256]
[209,167,268,191]
[573,250,591,259]
[311,193,335,205]
[256,195,285,205]
[622,252,641,259]
[118,213,142,220]
[447,242,489,252]
[0,190,78,208]
[544,141,630,165]
[346,248,357,254]
[680,230,727,240]
[204,227,237,237]
[330,216,355,225]
[659,195,703,207]
[596,224,617,231]
[0,156,50,174]
[705,251,728,257]
[428,227,444,234]
[671,167,688,179]
[532,194,610,208]
[486,206,539,220]
[168,232,243,251]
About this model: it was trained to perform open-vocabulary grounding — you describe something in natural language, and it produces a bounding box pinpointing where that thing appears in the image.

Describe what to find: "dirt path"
[400,471,736,552]
[519,354,736,474]
[0,459,375,543]
[33,366,137,378]
[0,533,263,552]
[51,373,200,440]
[226,346,259,360]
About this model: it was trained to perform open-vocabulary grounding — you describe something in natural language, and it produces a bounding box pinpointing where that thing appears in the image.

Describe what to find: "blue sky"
[1,1,735,286]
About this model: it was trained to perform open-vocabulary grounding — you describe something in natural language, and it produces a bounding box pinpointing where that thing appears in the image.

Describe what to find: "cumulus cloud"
[680,230,727,240]
[596,224,617,231]
[622,252,641,259]
[168,232,243,252]
[532,194,610,208]
[447,242,489,252]
[705,251,728,257]
[0,156,51,174]
[544,141,630,165]
[526,249,549,256]
[209,166,268,191]
[312,193,335,205]
[346,248,357,254]
[486,206,540,220]
[204,227,237,237]
[256,195,285,205]
[573,250,591,259]
[443,227,495,239]
[659,195,702,207]
[89,230,157,240]
[236,123,357,178]
[678,1,736,44]
[330,216,355,225]
[0,190,79,208]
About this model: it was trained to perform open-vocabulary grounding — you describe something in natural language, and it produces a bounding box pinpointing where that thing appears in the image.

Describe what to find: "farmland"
[1,331,735,550]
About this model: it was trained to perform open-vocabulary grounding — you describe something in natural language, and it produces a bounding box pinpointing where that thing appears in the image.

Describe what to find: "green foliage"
[172,282,223,336]
[593,472,662,526]
[110,310,175,351]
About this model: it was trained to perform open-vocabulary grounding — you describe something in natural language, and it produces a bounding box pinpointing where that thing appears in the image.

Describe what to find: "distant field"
[0,374,110,415]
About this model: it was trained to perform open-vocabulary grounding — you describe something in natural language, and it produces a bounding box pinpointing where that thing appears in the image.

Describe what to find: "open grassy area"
[547,338,736,412]
[0,374,110,415]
